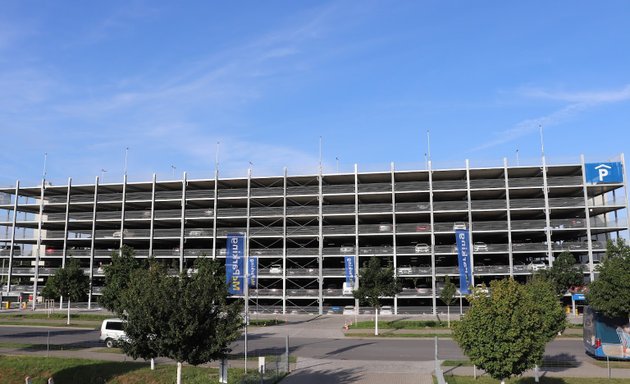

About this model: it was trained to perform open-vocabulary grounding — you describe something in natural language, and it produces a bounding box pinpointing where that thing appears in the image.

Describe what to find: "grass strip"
[0,321,98,329]
[443,359,582,368]
[248,319,285,327]
[0,355,285,384]
[350,320,451,329]
[591,360,630,369]
[439,376,629,383]
[345,332,452,338]
[0,342,88,351]
[0,313,111,321]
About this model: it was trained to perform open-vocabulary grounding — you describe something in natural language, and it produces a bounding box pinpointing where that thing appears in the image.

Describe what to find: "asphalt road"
[0,325,588,364]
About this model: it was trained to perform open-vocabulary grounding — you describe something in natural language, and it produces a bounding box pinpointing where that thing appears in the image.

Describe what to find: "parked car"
[473,242,488,252]
[416,287,431,295]
[378,223,393,232]
[415,224,431,232]
[340,245,355,253]
[188,229,204,236]
[0,246,20,255]
[530,262,547,271]
[328,306,343,314]
[414,243,430,253]
[112,229,134,238]
[474,284,489,294]
[397,265,413,275]
[269,264,282,274]
[453,222,467,230]
[360,246,375,255]
[100,319,126,348]
[415,203,430,210]
[380,306,393,315]
[342,305,355,315]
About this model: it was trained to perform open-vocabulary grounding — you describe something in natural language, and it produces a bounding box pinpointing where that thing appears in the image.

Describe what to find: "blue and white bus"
[584,306,630,360]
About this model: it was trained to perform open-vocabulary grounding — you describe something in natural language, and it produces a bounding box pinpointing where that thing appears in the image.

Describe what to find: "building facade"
[0,155,627,314]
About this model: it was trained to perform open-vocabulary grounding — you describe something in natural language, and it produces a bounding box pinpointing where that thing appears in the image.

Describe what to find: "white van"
[342,282,354,295]
[100,318,126,348]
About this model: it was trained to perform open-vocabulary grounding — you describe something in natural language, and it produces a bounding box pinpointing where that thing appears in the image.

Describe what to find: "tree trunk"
[374,307,379,336]
[447,304,451,328]
[176,361,182,384]
[66,298,71,326]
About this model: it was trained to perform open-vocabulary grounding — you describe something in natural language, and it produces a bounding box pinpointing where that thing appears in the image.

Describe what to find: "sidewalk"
[444,361,630,380]
[341,323,582,339]
[282,357,434,384]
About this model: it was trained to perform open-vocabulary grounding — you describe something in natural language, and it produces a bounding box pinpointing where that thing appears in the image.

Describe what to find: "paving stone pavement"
[281,357,435,384]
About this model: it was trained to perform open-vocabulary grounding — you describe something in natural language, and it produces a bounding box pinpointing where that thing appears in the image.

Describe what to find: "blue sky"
[1,1,629,186]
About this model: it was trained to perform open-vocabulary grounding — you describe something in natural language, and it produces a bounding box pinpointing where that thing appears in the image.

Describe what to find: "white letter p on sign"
[598,168,609,181]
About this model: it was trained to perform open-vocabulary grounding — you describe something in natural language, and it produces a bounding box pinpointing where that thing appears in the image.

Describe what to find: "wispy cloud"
[519,85,630,104]
[70,4,162,47]
[7,3,348,184]
[0,17,35,53]
[54,5,336,118]
[473,84,630,151]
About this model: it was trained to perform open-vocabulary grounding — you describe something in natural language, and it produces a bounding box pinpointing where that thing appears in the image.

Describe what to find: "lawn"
[0,355,284,384]
[0,312,111,321]
[444,358,630,370]
[345,332,451,338]
[439,377,629,383]
[350,319,451,329]
[0,312,283,329]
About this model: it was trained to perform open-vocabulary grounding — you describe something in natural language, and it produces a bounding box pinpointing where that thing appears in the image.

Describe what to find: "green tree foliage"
[538,251,583,296]
[440,276,457,328]
[353,257,401,309]
[42,258,89,302]
[118,257,243,383]
[587,239,630,319]
[99,245,143,312]
[453,279,565,382]
[353,257,401,335]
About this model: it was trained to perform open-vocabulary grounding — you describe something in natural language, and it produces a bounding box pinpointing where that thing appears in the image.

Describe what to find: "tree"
[42,258,89,325]
[587,239,630,319]
[538,251,583,296]
[453,278,564,384]
[439,276,457,328]
[352,257,401,335]
[118,257,243,384]
[99,245,143,313]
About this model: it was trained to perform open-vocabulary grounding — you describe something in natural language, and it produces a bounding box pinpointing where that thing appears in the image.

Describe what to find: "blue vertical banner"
[226,233,245,295]
[344,255,355,285]
[455,229,472,295]
[248,257,258,288]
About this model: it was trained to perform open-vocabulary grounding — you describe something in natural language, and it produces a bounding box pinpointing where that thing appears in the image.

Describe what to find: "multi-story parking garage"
[0,155,627,314]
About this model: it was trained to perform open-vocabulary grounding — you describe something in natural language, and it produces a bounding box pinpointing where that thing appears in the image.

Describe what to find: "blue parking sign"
[585,162,623,184]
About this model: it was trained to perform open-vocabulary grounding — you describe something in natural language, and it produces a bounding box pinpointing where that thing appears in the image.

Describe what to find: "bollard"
[285,335,290,373]
[219,359,228,383]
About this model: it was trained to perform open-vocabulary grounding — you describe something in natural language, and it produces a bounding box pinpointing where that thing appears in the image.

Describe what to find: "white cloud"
[473,85,630,151]
[519,85,630,104]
